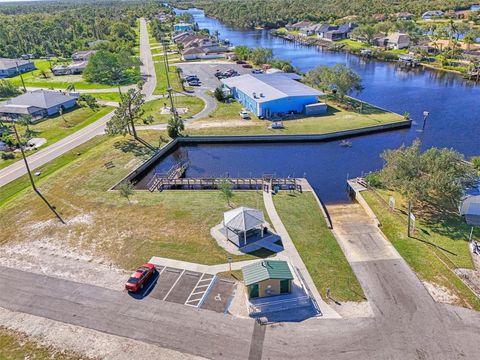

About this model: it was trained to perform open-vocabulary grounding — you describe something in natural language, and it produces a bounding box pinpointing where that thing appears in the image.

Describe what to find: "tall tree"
[306,64,363,100]
[105,82,155,149]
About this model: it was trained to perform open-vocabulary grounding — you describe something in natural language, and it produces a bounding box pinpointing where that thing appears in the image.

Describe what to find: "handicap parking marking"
[185,273,215,307]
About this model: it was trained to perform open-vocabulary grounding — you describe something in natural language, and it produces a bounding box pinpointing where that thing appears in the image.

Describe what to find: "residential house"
[71,50,96,62]
[52,61,87,76]
[181,45,228,61]
[221,73,325,119]
[286,21,315,32]
[242,260,293,299]
[320,23,357,41]
[422,10,444,20]
[0,58,35,78]
[299,23,324,37]
[393,12,414,21]
[174,23,193,32]
[374,32,411,50]
[0,90,78,121]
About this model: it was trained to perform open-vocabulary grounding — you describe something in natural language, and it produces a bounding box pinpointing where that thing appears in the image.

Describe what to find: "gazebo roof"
[224,207,264,232]
[460,195,480,226]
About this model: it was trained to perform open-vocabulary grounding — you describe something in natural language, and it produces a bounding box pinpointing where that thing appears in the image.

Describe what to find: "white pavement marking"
[162,269,185,301]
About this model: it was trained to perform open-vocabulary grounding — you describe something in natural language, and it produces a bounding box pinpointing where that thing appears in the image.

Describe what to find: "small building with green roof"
[242,260,293,299]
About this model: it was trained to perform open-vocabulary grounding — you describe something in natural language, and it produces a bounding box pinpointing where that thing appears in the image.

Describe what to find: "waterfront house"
[422,10,444,20]
[286,21,315,32]
[71,50,96,62]
[374,32,411,50]
[318,23,357,41]
[242,260,293,299]
[174,23,193,32]
[0,89,77,121]
[0,58,35,78]
[299,24,324,37]
[221,73,325,119]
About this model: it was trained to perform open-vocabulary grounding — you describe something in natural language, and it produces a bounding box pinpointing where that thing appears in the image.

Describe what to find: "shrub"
[1,152,15,160]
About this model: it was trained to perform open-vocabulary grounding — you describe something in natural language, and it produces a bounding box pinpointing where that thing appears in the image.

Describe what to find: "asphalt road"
[0,17,156,189]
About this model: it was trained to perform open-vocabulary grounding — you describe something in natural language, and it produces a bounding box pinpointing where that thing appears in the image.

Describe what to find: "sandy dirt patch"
[0,224,128,291]
[0,307,203,360]
[423,281,461,304]
[454,251,480,298]
[329,301,374,318]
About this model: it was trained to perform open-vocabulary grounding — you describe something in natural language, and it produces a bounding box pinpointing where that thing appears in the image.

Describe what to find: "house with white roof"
[0,58,35,78]
[221,73,326,119]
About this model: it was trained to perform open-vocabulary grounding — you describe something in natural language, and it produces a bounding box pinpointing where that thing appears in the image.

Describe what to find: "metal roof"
[221,73,324,103]
[0,58,32,70]
[3,90,77,110]
[224,207,264,232]
[242,260,293,286]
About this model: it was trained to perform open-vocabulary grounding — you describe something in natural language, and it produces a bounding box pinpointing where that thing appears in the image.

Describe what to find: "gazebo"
[460,195,480,226]
[223,207,265,248]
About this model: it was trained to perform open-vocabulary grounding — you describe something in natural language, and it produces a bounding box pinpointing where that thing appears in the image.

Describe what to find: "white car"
[239,110,250,119]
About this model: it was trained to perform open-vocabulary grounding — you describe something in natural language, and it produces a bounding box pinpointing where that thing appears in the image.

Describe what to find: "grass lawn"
[338,39,369,50]
[0,106,113,170]
[362,188,480,310]
[0,131,272,270]
[0,327,83,360]
[87,92,122,102]
[142,96,205,124]
[273,192,364,302]
[189,100,405,136]
[153,62,184,95]
[9,59,117,90]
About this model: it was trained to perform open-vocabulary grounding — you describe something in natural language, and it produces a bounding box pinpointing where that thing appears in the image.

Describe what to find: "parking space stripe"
[162,269,185,301]
[184,273,216,307]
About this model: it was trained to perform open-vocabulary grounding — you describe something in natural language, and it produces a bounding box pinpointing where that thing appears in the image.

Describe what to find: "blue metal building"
[221,73,325,119]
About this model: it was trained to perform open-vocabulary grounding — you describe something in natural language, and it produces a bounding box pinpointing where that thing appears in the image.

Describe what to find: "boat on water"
[340,140,352,147]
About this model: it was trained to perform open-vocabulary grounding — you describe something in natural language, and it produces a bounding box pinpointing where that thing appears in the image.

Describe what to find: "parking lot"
[176,62,253,90]
[144,266,236,313]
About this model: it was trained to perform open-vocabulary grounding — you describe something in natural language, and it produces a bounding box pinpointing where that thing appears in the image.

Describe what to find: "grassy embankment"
[362,188,480,310]
[0,327,84,360]
[0,106,113,170]
[187,98,405,136]
[273,192,365,302]
[0,131,275,270]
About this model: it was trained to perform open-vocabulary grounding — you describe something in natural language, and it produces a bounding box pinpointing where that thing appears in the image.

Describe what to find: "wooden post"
[407,201,412,238]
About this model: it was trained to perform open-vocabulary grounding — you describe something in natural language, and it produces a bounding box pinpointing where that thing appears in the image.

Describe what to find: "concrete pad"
[165,271,202,304]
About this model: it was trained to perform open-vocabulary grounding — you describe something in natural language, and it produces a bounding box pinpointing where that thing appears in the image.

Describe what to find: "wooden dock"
[147,176,302,192]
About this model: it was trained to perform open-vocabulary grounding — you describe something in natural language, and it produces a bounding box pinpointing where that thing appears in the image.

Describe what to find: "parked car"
[251,69,263,74]
[188,79,201,86]
[239,110,250,119]
[185,75,199,81]
[236,60,246,64]
[242,64,253,69]
[125,263,156,292]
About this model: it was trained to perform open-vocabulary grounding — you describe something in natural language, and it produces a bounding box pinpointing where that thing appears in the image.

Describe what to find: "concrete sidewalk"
[149,256,261,274]
[262,190,341,319]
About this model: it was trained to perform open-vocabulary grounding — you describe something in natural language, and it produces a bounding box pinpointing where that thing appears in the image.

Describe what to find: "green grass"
[87,92,122,102]
[153,62,184,95]
[189,100,405,136]
[273,192,364,302]
[0,131,273,269]
[9,59,117,90]
[142,96,205,124]
[362,188,480,310]
[0,106,113,170]
[338,39,368,50]
[0,327,84,359]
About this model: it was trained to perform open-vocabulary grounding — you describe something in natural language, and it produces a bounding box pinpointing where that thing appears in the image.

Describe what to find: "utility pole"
[12,122,65,224]
[161,35,180,124]
[15,61,27,92]
[422,111,430,131]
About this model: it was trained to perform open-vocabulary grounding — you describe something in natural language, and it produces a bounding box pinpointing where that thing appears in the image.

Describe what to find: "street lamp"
[11,119,65,224]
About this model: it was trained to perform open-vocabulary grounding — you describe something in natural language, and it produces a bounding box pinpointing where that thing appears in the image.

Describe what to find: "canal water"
[155,8,480,203]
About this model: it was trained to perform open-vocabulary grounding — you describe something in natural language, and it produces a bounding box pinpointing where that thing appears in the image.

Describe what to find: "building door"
[280,279,290,294]
[250,284,259,298]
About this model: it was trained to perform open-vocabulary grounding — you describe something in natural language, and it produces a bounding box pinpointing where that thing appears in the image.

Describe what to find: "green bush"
[365,172,382,188]
[1,152,15,160]
[472,156,480,172]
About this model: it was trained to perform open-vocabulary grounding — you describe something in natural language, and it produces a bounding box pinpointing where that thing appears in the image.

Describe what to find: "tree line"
[176,0,480,29]
[0,0,165,58]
